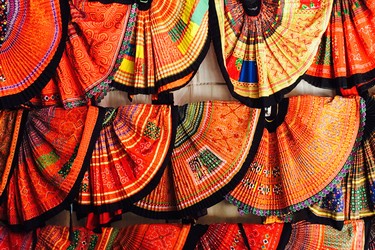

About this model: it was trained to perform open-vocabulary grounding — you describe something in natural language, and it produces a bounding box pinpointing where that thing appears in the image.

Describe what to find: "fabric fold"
[112,0,210,97]
[35,224,191,250]
[29,0,131,108]
[132,101,264,219]
[303,0,375,94]
[210,0,333,107]
[285,220,365,250]
[75,104,176,229]
[191,223,283,250]
[226,95,364,218]
[0,109,27,201]
[0,0,69,108]
[309,95,375,221]
[0,106,105,231]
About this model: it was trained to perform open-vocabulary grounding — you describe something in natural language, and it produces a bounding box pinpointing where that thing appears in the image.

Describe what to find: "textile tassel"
[69,203,74,242]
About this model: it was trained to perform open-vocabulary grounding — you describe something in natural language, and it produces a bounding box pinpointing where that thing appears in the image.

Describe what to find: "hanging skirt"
[0,109,26,200]
[226,95,364,217]
[29,0,131,108]
[284,220,365,250]
[132,101,264,219]
[303,0,375,94]
[112,0,210,96]
[0,106,105,231]
[191,223,283,250]
[75,104,175,229]
[210,0,333,107]
[35,224,191,250]
[0,225,34,249]
[0,0,69,108]
[309,95,375,221]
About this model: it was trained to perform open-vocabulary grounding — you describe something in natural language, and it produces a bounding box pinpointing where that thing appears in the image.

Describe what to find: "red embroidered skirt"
[36,224,191,249]
[76,104,175,229]
[29,1,131,108]
[0,106,104,230]
[304,0,375,94]
[193,223,283,250]
[0,225,34,249]
[0,0,68,108]
[226,95,364,217]
[112,0,210,96]
[133,101,264,218]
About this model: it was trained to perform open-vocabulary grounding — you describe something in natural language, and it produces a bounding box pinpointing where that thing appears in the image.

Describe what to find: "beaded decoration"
[0,0,7,81]
[0,0,7,46]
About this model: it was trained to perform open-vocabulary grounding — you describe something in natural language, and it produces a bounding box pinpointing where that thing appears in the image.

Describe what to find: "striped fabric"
[226,95,364,218]
[112,0,210,96]
[76,104,175,229]
[35,224,190,250]
[285,220,365,250]
[211,0,333,108]
[0,109,24,199]
[29,1,131,109]
[0,106,104,231]
[0,226,34,250]
[132,101,263,218]
[193,223,283,250]
[368,217,375,250]
[310,96,375,221]
[0,0,68,108]
[303,0,375,93]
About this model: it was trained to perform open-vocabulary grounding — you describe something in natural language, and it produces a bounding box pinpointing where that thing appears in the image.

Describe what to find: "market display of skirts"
[1,0,375,249]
